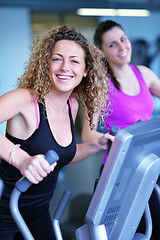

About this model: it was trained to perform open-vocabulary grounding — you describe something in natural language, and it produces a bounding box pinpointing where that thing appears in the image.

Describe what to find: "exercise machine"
[54,118,160,240]
[75,118,160,240]
[9,118,160,240]
[10,150,59,240]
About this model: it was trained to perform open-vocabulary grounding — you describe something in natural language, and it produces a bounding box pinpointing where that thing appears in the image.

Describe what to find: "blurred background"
[0,0,160,238]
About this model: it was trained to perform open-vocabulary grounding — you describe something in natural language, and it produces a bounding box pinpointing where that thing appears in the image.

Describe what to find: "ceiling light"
[116,9,150,16]
[77,8,150,17]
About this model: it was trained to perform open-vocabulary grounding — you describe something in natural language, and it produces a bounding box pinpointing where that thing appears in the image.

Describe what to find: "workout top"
[0,98,76,212]
[104,64,154,131]
[103,64,154,164]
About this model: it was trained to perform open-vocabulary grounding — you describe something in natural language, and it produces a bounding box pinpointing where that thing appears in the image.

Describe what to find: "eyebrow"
[52,53,80,58]
[120,34,126,38]
[105,40,116,46]
[51,53,82,61]
[107,34,126,45]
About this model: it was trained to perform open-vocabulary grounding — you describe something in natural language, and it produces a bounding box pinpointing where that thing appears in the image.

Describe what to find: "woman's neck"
[45,90,71,113]
[111,63,130,80]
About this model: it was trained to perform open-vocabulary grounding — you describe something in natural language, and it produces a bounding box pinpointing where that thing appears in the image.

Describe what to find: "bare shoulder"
[0,89,33,121]
[137,65,152,75]
[2,89,37,138]
[0,88,31,103]
[137,65,159,86]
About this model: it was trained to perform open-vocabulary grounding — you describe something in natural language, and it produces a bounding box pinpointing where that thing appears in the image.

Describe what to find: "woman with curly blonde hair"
[0,25,113,239]
[18,25,110,128]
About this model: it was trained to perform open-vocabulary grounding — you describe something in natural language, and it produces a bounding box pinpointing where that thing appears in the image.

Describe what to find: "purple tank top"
[104,64,154,131]
[103,64,154,164]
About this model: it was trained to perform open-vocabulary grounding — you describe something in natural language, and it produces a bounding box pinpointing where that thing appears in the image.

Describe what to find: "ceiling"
[0,0,160,14]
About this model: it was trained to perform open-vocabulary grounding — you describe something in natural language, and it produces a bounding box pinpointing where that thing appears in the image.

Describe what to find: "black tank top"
[0,101,76,209]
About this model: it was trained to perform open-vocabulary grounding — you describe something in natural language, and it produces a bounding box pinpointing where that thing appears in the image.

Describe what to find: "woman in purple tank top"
[82,20,160,240]
[82,20,160,162]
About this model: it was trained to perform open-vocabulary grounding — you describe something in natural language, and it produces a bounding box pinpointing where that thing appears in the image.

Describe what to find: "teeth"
[120,52,127,57]
[57,75,71,79]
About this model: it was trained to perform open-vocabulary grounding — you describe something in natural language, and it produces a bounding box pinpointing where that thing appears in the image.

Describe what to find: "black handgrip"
[108,126,120,152]
[15,150,59,193]
[110,126,120,136]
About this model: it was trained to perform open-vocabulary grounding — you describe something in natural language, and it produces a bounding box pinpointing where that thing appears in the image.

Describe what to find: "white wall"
[0,7,33,134]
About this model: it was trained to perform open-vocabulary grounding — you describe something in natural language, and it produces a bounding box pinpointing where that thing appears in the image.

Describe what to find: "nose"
[60,60,69,72]
[118,42,125,51]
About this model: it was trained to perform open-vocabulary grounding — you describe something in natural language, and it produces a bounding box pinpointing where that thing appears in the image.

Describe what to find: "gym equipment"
[9,118,160,240]
[54,118,160,240]
[10,150,59,240]
[108,125,120,152]
[53,190,72,240]
[75,118,160,240]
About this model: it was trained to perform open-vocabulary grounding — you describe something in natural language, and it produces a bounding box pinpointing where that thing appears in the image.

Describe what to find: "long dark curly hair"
[18,25,111,128]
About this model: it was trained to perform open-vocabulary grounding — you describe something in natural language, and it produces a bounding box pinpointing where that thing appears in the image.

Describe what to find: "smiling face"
[101,26,132,67]
[49,40,87,93]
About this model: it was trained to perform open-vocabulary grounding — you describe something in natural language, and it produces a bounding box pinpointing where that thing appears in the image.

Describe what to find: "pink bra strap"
[69,97,73,117]
[33,93,39,129]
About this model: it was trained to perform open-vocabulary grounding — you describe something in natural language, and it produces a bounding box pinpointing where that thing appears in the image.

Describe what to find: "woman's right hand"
[17,154,57,184]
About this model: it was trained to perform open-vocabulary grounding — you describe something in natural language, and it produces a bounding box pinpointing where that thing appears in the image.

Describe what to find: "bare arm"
[137,65,160,97]
[81,112,104,142]
[0,89,29,162]
[70,133,114,164]
[0,89,57,184]
[69,99,114,164]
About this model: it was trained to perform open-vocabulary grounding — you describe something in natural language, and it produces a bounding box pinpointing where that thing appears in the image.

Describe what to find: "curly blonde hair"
[18,25,110,128]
